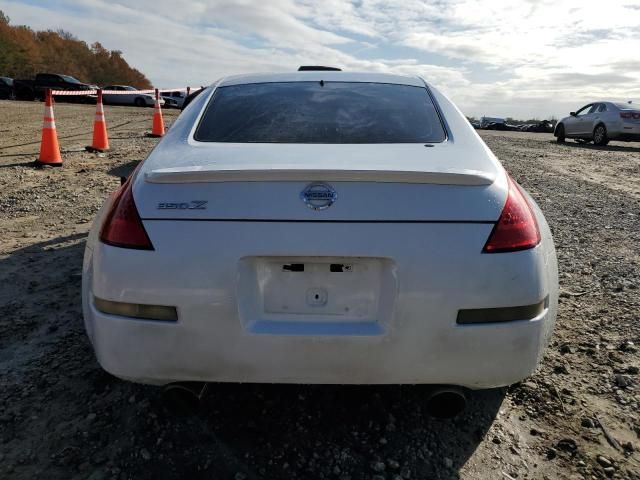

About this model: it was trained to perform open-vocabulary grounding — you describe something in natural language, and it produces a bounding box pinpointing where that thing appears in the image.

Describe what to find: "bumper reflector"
[94,297,178,321]
[457,297,548,325]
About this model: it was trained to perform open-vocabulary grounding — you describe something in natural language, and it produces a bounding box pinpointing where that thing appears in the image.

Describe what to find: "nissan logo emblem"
[300,183,337,210]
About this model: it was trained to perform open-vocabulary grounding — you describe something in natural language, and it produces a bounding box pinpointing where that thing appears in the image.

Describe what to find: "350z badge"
[157,201,208,210]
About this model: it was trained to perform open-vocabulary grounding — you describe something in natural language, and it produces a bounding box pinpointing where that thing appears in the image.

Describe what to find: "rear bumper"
[82,220,558,389]
[86,300,552,388]
[608,122,640,140]
[613,132,640,142]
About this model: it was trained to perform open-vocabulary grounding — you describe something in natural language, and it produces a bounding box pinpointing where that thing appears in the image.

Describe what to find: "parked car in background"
[518,121,554,133]
[480,116,506,128]
[13,73,95,102]
[160,90,186,108]
[0,77,15,99]
[529,120,555,133]
[83,70,558,399]
[486,122,519,131]
[485,122,506,131]
[161,96,179,108]
[466,118,482,129]
[181,87,206,111]
[555,102,640,145]
[102,85,163,107]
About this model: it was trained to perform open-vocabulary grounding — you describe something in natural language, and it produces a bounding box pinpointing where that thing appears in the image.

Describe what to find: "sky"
[2,0,640,119]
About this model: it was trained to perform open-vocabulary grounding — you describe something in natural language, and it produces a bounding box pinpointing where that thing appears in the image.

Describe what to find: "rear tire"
[593,124,609,146]
[555,124,565,143]
[134,97,146,107]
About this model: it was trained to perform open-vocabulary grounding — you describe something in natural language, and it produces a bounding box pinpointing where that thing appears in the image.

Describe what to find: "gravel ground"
[0,100,638,480]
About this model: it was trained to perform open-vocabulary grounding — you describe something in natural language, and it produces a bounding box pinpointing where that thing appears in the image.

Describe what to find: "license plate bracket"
[237,256,396,335]
[262,259,377,317]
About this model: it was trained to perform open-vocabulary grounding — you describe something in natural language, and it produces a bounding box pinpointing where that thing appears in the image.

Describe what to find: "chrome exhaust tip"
[425,387,467,418]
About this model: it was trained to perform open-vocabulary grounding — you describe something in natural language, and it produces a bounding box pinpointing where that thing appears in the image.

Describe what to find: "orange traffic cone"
[86,89,109,152]
[148,88,165,137]
[35,89,62,167]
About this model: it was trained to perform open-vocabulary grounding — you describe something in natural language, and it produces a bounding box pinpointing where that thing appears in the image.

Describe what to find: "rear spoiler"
[144,167,495,185]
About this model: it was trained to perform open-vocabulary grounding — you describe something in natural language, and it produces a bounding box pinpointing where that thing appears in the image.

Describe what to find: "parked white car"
[83,70,558,402]
[555,101,640,145]
[102,85,164,107]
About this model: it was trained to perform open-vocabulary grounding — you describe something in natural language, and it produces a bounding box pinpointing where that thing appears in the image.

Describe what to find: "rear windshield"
[613,102,636,110]
[61,75,81,84]
[194,82,446,143]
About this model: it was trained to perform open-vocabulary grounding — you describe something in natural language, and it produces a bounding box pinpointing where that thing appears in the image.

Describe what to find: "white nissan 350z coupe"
[82,69,558,396]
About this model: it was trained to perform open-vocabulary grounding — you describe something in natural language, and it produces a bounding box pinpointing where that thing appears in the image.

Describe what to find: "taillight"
[620,111,640,119]
[99,179,153,250]
[483,176,540,253]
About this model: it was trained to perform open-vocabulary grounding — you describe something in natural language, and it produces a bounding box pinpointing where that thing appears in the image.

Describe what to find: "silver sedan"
[554,101,640,145]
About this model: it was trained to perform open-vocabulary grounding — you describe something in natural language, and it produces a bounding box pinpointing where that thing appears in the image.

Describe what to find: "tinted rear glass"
[195,82,446,143]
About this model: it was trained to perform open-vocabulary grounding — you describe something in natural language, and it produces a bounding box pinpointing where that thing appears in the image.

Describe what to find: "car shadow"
[0,158,38,165]
[553,140,640,153]
[0,232,87,353]
[162,383,506,480]
[1,232,505,480]
[107,159,140,181]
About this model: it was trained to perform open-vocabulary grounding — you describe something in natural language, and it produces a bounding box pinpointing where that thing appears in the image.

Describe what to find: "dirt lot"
[0,100,639,480]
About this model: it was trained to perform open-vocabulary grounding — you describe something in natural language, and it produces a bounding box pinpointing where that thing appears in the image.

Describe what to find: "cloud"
[548,72,636,87]
[196,0,353,47]
[402,32,490,62]
[2,0,640,119]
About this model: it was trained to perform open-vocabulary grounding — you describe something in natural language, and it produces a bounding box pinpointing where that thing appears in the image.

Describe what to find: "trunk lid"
[135,143,507,222]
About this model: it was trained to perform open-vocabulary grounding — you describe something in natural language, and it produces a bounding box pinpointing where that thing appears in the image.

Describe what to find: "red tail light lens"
[620,111,640,119]
[483,176,540,253]
[99,180,153,250]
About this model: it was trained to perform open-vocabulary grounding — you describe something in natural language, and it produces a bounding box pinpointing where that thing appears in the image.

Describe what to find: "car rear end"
[610,103,640,141]
[82,74,558,389]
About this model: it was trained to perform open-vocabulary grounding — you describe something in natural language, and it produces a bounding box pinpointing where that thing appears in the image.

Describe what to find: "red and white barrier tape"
[51,89,97,95]
[51,87,199,96]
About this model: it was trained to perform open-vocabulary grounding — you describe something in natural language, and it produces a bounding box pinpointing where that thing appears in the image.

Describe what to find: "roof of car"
[608,101,635,109]
[592,100,634,106]
[216,72,426,88]
[584,101,637,110]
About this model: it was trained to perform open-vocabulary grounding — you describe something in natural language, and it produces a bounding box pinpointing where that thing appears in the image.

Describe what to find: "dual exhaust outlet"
[162,383,468,419]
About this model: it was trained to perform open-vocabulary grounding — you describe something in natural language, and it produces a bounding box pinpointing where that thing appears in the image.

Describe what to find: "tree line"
[0,10,152,89]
